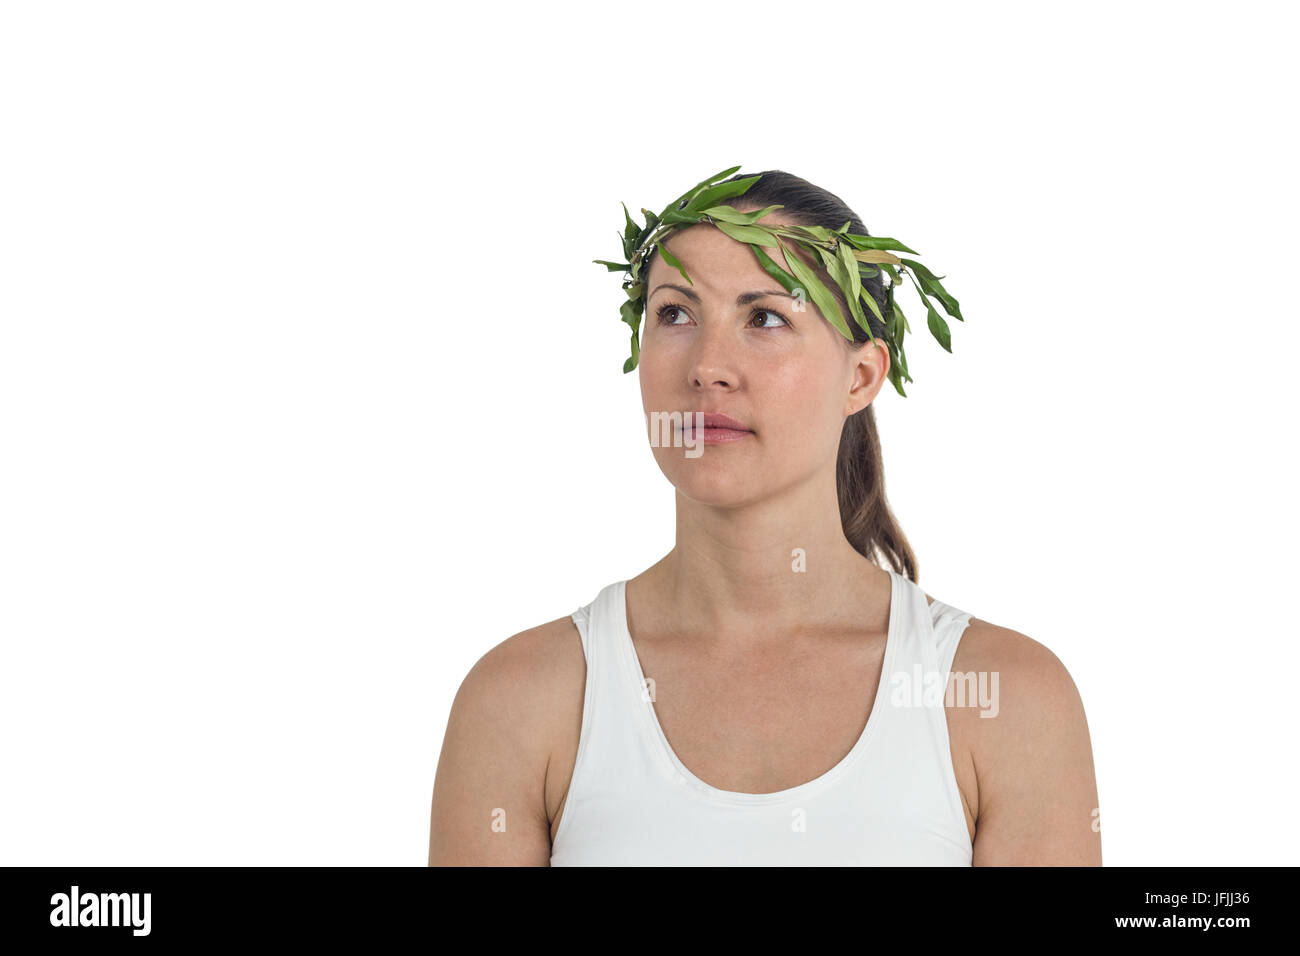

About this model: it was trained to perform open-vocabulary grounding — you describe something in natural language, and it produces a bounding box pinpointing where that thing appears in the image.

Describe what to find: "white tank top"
[549,567,975,866]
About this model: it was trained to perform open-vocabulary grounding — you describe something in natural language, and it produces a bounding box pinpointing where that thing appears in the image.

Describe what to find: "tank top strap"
[885,573,974,675]
[568,581,637,731]
[884,570,941,677]
[928,597,975,677]
[556,581,667,850]
[573,580,650,706]
[570,602,592,659]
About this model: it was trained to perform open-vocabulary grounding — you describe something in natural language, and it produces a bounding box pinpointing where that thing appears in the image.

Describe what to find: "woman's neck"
[630,475,891,643]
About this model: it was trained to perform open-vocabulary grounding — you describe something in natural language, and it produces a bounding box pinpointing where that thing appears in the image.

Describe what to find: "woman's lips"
[695,427,751,443]
[684,412,753,444]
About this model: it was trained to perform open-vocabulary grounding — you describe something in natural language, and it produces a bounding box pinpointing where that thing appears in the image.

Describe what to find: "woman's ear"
[844,340,890,416]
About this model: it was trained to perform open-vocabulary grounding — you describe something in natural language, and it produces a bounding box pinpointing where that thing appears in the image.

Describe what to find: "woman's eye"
[751,309,789,329]
[658,305,689,325]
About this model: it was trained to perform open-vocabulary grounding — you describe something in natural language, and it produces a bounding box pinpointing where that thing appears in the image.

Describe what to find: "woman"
[427,169,1101,866]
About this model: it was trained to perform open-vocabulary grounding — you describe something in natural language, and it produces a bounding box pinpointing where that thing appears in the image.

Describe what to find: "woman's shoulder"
[940,609,1092,797]
[455,614,587,728]
[948,612,1080,694]
[914,582,1074,686]
[429,614,588,863]
[465,614,589,832]
[935,607,1099,863]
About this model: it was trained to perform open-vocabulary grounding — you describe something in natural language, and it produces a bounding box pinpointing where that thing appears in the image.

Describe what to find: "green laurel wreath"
[592,165,964,397]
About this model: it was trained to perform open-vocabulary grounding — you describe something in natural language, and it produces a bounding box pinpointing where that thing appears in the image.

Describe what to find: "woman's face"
[638,212,889,507]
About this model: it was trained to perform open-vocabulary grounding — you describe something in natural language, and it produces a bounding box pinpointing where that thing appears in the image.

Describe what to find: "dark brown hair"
[644,169,919,581]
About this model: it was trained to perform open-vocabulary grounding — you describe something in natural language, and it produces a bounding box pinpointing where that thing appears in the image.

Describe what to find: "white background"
[2,1,1296,866]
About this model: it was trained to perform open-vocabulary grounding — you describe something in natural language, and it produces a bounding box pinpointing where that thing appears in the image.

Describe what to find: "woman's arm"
[427,625,573,866]
[954,620,1103,866]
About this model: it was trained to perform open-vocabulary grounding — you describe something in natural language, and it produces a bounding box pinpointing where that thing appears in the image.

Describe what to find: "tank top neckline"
[612,567,905,807]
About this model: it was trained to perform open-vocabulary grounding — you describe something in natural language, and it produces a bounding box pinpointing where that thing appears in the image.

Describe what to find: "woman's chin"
[664,469,768,507]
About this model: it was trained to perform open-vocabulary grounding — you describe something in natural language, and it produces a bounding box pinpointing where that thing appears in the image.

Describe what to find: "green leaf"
[620,205,646,260]
[659,209,704,226]
[899,257,963,321]
[797,224,836,243]
[713,219,779,246]
[656,241,693,285]
[925,299,952,352]
[619,298,642,332]
[779,237,852,340]
[691,165,743,190]
[622,202,640,242]
[886,340,911,396]
[890,340,913,383]
[903,269,950,353]
[623,330,640,373]
[837,240,870,330]
[701,203,783,226]
[686,175,762,213]
[620,298,643,373]
[899,277,920,335]
[821,244,873,339]
[851,249,904,265]
[834,247,884,327]
[749,245,802,296]
[841,233,920,255]
[593,259,630,272]
[891,304,911,374]
[665,165,743,214]
[859,286,884,325]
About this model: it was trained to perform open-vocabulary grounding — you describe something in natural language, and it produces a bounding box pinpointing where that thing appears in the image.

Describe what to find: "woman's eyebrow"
[648,283,793,305]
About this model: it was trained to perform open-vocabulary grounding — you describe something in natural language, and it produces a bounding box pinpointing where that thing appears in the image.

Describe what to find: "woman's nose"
[688,329,739,388]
